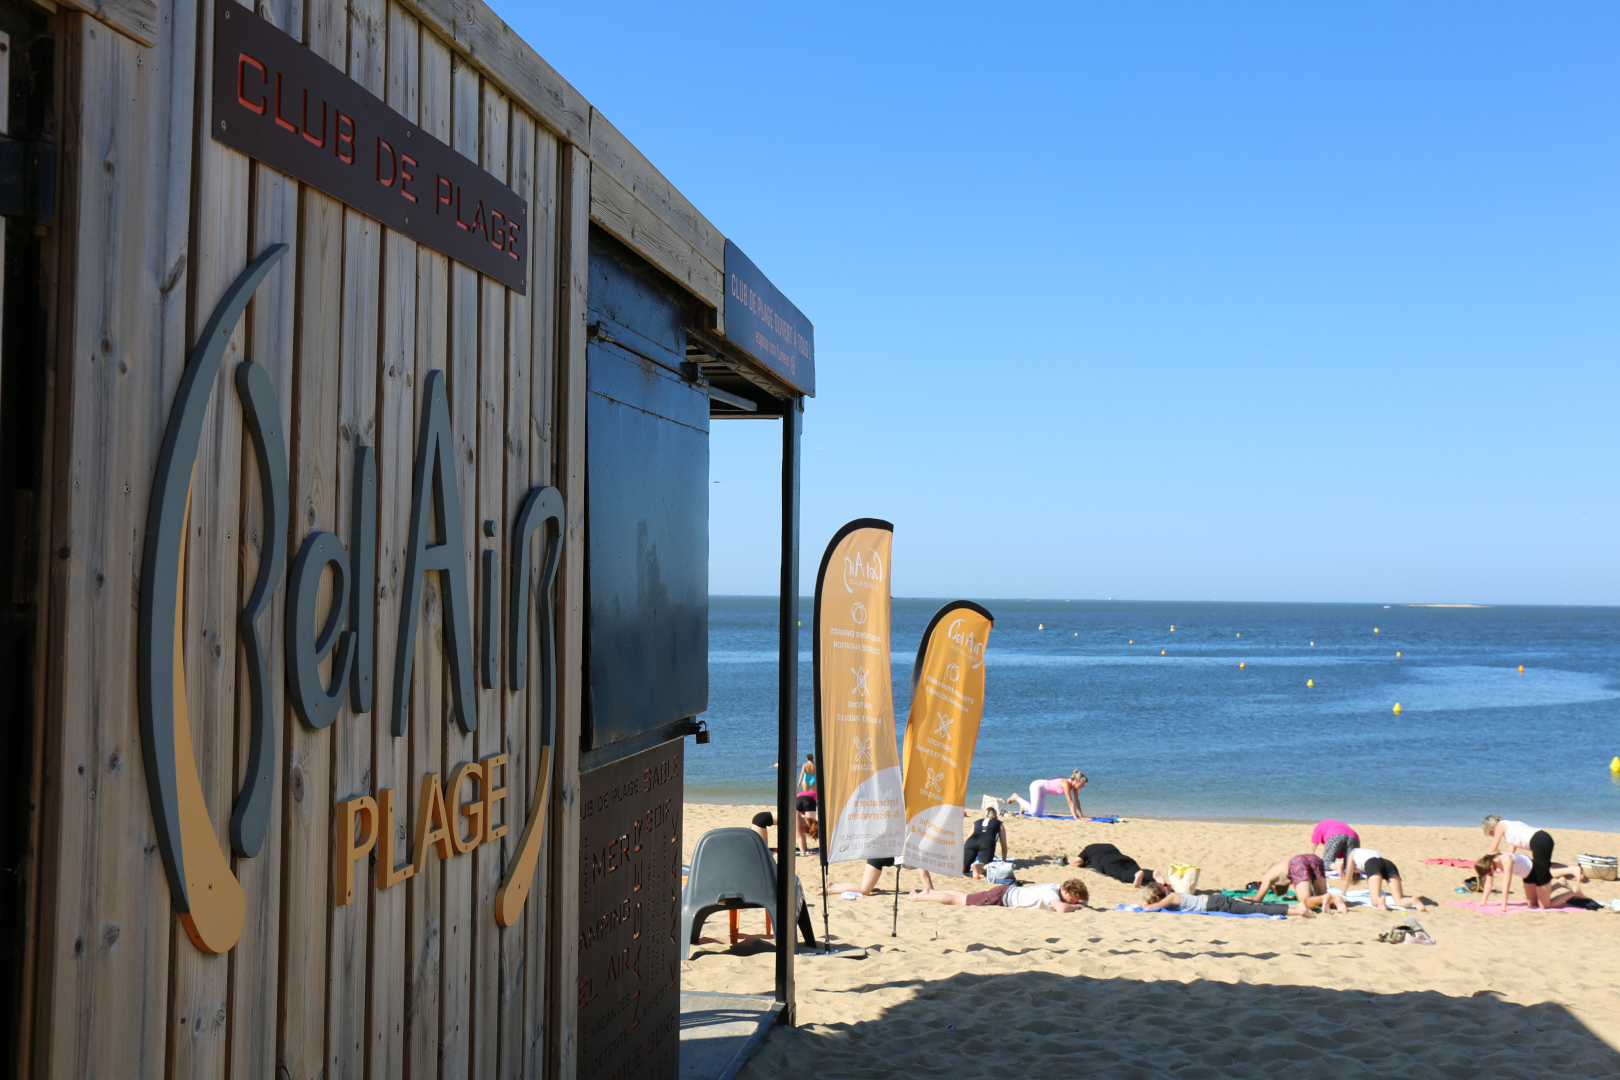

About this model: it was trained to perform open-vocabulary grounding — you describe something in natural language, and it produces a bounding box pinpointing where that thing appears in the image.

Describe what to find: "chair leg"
[729,909,740,944]
[765,911,773,937]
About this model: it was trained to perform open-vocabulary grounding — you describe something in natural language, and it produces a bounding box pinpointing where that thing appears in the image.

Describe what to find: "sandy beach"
[680,803,1620,1078]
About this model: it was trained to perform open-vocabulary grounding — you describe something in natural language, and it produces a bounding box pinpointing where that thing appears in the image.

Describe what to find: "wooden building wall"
[23,0,611,1076]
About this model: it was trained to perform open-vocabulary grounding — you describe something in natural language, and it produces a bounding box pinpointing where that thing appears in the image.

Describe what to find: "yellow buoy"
[1170,625,1176,631]
[1236,633,1241,637]
[1396,651,1401,658]
[1307,679,1314,687]
[1038,623,1044,629]
[1239,662,1246,669]
[1611,756,1620,774]
[1129,639,1134,644]
[1518,665,1524,673]
[1161,650,1166,656]
[1310,641,1315,646]
[1374,628,1379,634]
[1392,703,1402,714]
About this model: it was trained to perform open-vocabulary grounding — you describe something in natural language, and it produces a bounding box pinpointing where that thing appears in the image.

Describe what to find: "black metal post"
[775,398,802,1021]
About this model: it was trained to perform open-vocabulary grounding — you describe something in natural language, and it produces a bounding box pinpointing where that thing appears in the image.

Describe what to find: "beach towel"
[1222,888,1296,904]
[1112,903,1284,921]
[1089,816,1121,824]
[1422,858,1476,868]
[1019,812,1123,822]
[1447,901,1588,915]
[1330,887,1415,909]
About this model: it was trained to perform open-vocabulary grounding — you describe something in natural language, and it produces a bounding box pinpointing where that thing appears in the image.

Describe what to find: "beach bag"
[1379,916,1434,946]
[1577,854,1618,881]
[1462,876,1482,893]
[981,794,1009,817]
[982,860,1015,885]
[1167,864,1200,893]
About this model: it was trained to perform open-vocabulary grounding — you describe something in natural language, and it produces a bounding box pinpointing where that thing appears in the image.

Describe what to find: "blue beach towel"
[1112,903,1284,921]
[1020,813,1123,822]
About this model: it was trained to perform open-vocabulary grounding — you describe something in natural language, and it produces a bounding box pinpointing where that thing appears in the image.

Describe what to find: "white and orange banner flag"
[812,519,904,865]
[900,602,993,876]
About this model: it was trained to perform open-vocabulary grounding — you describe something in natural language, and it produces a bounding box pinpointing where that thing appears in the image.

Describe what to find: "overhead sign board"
[723,239,815,396]
[211,0,528,292]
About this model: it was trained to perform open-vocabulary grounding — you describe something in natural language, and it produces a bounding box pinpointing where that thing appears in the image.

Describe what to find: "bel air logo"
[138,247,562,953]
[948,618,987,669]
[842,546,883,593]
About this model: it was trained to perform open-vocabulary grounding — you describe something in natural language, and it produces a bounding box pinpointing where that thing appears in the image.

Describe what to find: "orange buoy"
[1239,662,1246,669]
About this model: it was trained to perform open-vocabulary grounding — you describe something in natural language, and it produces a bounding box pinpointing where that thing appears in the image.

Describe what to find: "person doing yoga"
[1309,819,1361,880]
[963,808,1009,877]
[1474,850,1588,912]
[1007,771,1087,818]
[1241,854,1347,917]
[907,879,1089,913]
[821,857,934,897]
[1140,880,1292,917]
[1345,848,1425,911]
[1071,842,1152,888]
[1482,815,1558,897]
[750,791,819,857]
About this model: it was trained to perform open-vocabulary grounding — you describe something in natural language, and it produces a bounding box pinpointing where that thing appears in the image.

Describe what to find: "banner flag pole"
[898,601,995,881]
[811,518,905,948]
[892,866,900,936]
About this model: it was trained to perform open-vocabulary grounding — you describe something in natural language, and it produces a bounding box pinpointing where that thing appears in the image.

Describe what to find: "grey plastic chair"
[680,828,817,960]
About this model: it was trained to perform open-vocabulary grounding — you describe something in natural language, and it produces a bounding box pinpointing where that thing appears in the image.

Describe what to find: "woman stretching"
[1346,848,1425,912]
[1309,819,1361,880]
[1008,771,1087,818]
[963,808,1009,876]
[1071,843,1151,887]
[1141,880,1291,917]
[750,791,819,857]
[1483,815,1557,896]
[1241,854,1348,917]
[1474,851,1588,911]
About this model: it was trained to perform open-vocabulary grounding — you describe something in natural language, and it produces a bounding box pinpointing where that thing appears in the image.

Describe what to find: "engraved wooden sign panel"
[577,740,684,1080]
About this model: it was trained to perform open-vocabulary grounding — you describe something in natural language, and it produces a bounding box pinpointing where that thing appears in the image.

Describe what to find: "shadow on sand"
[738,968,1619,1079]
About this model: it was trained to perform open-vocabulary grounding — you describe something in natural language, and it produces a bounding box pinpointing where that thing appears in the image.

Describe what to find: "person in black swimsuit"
[1072,842,1152,888]
[963,808,1009,876]
[751,792,819,856]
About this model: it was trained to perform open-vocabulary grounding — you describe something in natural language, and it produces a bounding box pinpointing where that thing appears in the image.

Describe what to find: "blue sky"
[491,2,1619,603]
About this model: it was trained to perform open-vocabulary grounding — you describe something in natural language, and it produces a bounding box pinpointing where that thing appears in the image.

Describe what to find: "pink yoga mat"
[1447,900,1587,915]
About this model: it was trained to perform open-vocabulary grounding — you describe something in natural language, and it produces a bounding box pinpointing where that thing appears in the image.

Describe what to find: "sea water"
[687,597,1620,832]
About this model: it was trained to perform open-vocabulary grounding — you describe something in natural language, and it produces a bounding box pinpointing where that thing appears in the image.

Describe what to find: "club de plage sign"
[139,246,563,954]
[211,0,528,292]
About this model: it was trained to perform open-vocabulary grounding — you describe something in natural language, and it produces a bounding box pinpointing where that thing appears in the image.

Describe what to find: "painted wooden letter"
[334,795,378,906]
[391,368,478,736]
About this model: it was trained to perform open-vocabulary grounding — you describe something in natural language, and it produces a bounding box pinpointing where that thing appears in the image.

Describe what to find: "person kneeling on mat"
[822,857,934,897]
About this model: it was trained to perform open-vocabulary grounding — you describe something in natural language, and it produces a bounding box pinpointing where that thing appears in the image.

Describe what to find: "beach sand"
[679,803,1620,1078]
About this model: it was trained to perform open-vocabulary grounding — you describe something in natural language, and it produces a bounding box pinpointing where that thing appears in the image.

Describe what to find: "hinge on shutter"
[0,136,55,224]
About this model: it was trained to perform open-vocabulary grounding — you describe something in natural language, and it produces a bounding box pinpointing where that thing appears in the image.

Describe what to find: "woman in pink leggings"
[1008,771,1087,818]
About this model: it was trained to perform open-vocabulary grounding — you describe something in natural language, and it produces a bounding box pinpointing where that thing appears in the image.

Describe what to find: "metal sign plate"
[577,740,683,1080]
[211,0,527,292]
[723,239,814,396]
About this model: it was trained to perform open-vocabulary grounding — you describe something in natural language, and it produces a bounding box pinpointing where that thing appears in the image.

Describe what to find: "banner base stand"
[801,943,867,959]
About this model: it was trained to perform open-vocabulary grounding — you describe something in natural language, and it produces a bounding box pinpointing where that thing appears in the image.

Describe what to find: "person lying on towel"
[1139,880,1294,917]
[1070,842,1159,887]
[905,879,1088,913]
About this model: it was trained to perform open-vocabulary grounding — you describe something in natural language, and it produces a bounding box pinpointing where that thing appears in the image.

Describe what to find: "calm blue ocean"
[687,597,1620,831]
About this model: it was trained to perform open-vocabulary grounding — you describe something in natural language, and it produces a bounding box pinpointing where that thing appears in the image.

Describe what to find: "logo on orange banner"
[812,519,905,864]
[900,602,994,876]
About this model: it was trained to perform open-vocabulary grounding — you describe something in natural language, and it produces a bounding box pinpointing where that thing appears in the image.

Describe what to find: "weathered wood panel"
[404,28,452,1078]
[589,109,724,274]
[36,11,201,1078]
[36,0,589,1074]
[171,0,250,1072]
[56,0,160,48]
[589,161,723,309]
[549,139,591,1080]
[394,0,588,148]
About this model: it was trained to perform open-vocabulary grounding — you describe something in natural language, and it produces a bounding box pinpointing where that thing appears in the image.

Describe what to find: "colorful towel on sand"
[1113,904,1284,920]
[1222,888,1296,904]
[1422,858,1476,868]
[1019,813,1122,822]
[1447,901,1588,915]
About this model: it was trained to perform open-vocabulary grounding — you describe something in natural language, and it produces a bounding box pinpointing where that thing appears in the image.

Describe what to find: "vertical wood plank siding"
[34,0,590,1074]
